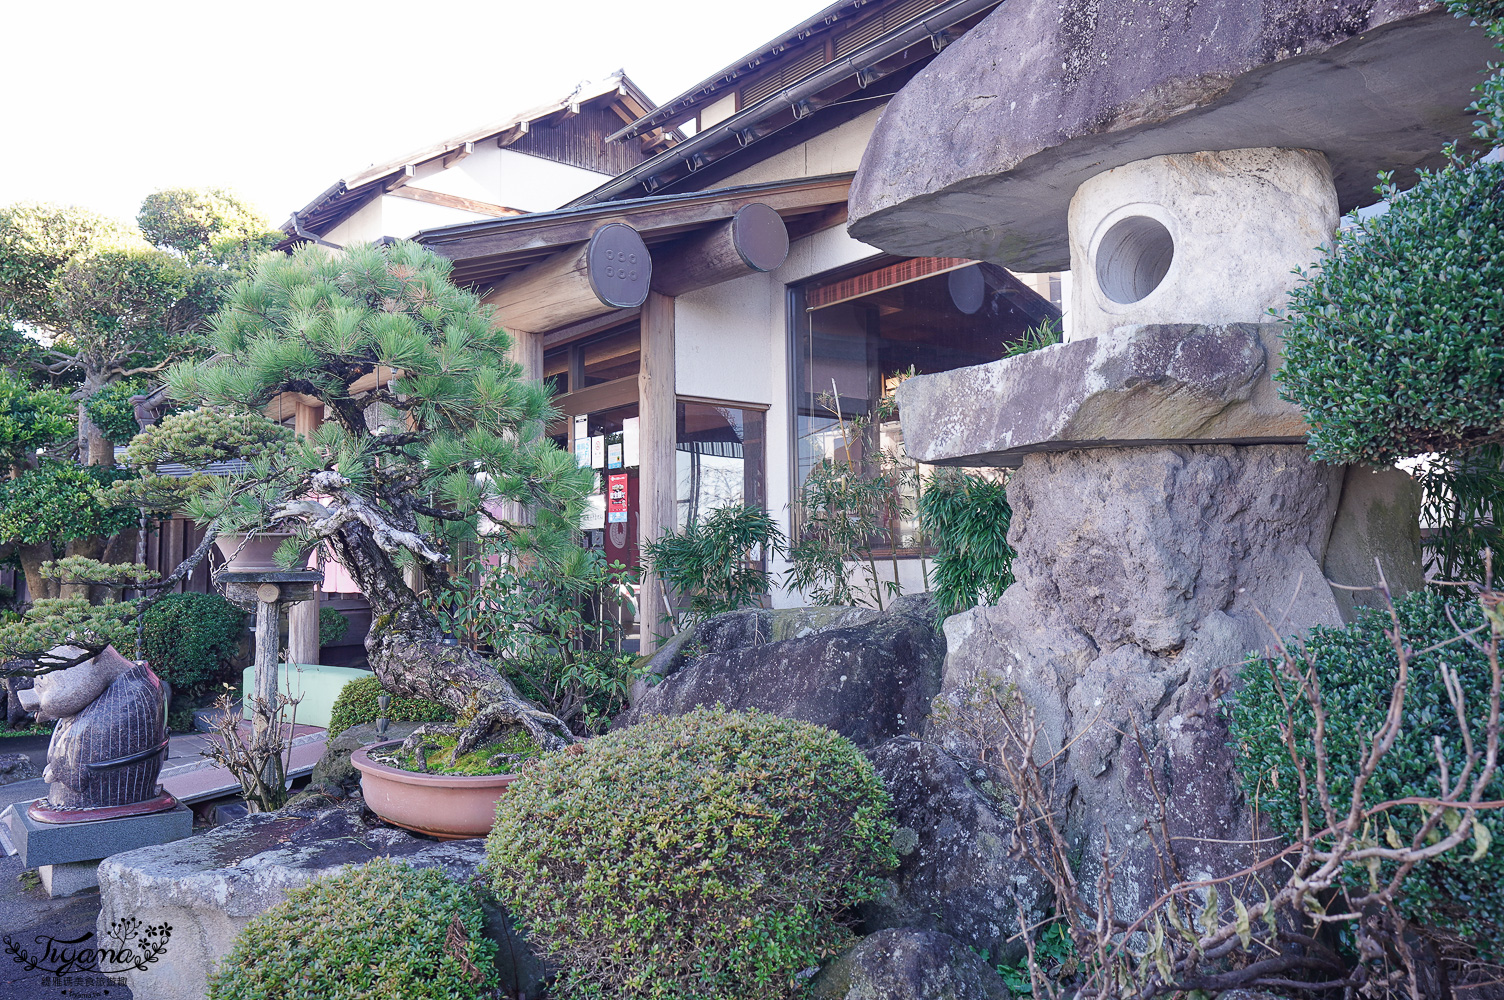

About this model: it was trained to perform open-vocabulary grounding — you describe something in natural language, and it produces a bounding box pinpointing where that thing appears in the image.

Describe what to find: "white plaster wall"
[675,270,775,405]
[714,106,885,187]
[322,146,613,245]
[496,149,613,211]
[380,197,487,239]
[324,201,390,246]
[699,93,738,130]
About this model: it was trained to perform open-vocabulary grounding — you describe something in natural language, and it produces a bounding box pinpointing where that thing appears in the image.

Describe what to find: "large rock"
[95,800,548,1000]
[1322,464,1427,622]
[929,444,1356,920]
[810,928,1012,1000]
[895,324,1307,467]
[307,720,425,796]
[848,0,1495,269]
[617,595,944,747]
[0,752,38,786]
[863,739,1049,964]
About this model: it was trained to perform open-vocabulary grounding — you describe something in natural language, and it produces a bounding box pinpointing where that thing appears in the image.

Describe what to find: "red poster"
[607,473,629,524]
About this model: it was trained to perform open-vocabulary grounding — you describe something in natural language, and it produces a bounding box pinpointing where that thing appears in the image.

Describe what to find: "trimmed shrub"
[919,469,1015,616]
[326,674,453,737]
[1229,591,1503,953]
[139,592,245,696]
[207,858,497,1000]
[319,605,350,647]
[486,706,898,1000]
[1276,154,1504,465]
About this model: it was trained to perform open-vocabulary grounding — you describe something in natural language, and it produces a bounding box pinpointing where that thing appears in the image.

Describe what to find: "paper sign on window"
[607,473,629,524]
[623,417,639,467]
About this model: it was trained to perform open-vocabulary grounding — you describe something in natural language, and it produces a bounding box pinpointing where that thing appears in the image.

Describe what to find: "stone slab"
[894,322,1306,466]
[848,1,1496,269]
[95,802,549,1000]
[2,800,192,868]
[39,860,100,898]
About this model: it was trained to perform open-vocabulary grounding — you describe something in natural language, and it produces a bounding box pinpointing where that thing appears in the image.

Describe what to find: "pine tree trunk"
[328,520,575,751]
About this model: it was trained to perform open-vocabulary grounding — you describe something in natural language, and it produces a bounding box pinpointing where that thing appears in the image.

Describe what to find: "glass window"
[676,402,765,530]
[791,258,1061,552]
[542,322,641,398]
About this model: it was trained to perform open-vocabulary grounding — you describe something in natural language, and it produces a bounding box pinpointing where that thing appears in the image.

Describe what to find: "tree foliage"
[168,241,593,558]
[0,368,72,468]
[1276,156,1504,464]
[137,187,279,263]
[0,461,137,545]
[139,591,246,696]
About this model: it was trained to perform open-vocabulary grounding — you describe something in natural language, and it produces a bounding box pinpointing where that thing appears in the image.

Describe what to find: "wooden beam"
[482,224,651,334]
[424,175,851,270]
[636,291,676,654]
[496,120,530,148]
[540,308,639,349]
[551,376,638,417]
[785,202,849,243]
[384,164,416,192]
[386,185,525,219]
[650,203,789,296]
[442,141,475,168]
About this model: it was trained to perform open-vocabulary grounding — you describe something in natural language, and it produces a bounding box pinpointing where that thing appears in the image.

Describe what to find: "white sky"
[1,0,826,228]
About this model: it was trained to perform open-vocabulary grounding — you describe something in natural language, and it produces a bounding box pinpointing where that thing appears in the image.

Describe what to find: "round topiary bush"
[486,706,898,1000]
[139,592,246,696]
[1276,154,1504,465]
[327,674,453,737]
[319,605,350,647]
[207,858,497,1000]
[1229,590,1503,953]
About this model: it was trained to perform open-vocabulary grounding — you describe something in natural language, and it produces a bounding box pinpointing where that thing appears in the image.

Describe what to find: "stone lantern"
[847,0,1495,929]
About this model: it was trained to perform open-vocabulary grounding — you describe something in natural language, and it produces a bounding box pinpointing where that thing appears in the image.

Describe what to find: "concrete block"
[2,799,192,868]
[40,860,100,898]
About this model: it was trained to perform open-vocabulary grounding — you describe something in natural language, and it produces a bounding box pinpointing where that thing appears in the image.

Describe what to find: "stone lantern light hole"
[1094,214,1174,304]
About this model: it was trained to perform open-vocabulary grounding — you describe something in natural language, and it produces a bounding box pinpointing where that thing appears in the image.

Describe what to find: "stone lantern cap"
[848,0,1496,271]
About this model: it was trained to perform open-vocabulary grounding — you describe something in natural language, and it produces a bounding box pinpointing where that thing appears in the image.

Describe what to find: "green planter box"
[241,663,371,731]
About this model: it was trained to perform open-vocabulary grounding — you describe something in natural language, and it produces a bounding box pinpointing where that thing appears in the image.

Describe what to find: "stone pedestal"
[2,797,192,897]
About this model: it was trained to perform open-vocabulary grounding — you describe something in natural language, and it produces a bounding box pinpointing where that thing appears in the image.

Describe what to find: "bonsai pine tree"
[166,241,594,751]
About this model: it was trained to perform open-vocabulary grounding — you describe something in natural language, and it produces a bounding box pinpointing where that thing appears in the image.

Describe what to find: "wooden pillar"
[510,327,544,381]
[287,401,323,666]
[253,586,286,796]
[637,291,677,653]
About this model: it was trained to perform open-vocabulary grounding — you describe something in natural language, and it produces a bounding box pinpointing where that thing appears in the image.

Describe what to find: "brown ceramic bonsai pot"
[214,531,313,573]
[350,740,518,840]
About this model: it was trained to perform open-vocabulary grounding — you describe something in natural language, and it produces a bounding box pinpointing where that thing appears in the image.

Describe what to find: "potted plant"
[212,530,310,573]
[350,721,541,839]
